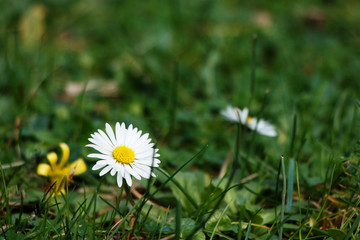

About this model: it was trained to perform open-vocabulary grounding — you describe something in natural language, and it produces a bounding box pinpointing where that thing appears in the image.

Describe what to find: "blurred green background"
[1,0,359,197]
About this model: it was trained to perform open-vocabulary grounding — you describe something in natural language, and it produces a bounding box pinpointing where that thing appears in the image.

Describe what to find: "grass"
[1,0,360,239]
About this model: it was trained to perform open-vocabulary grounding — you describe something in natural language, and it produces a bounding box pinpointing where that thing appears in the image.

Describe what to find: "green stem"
[124,184,135,206]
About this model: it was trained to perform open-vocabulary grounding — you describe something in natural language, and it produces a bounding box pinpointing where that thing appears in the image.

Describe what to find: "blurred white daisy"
[221,105,277,137]
[87,122,160,188]
[247,117,277,137]
[221,105,249,124]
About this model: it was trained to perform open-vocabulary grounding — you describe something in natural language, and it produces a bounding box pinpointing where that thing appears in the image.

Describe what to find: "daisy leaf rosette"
[87,122,160,187]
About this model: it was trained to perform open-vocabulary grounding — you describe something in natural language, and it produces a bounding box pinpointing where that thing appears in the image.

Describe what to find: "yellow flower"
[37,143,87,195]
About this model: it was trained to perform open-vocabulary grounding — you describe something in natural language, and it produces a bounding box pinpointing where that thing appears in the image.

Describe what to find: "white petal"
[98,129,115,148]
[89,134,113,152]
[116,171,123,187]
[124,171,132,187]
[92,162,106,171]
[136,158,160,167]
[124,164,141,180]
[124,124,134,146]
[259,128,277,137]
[93,160,109,167]
[133,138,152,151]
[127,128,142,148]
[221,106,241,122]
[132,164,151,178]
[99,165,112,176]
[247,118,258,130]
[91,132,114,151]
[116,122,127,146]
[110,168,117,176]
[118,163,125,177]
[115,122,121,145]
[87,153,113,161]
[135,150,160,159]
[247,118,277,137]
[257,120,277,137]
[125,125,135,146]
[133,144,152,154]
[133,133,149,148]
[86,144,112,155]
[240,108,249,124]
[105,123,117,147]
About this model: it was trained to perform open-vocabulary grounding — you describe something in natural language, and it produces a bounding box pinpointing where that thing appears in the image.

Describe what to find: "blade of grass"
[185,123,241,240]
[209,202,231,240]
[305,164,336,238]
[0,161,8,204]
[130,149,159,239]
[279,155,286,240]
[150,215,161,239]
[150,144,208,199]
[237,213,242,240]
[274,156,282,225]
[139,204,153,234]
[289,114,297,157]
[106,145,208,239]
[203,230,234,240]
[157,168,198,209]
[175,200,181,240]
[14,190,24,230]
[296,161,302,240]
[286,158,295,212]
[266,215,292,240]
[341,198,360,231]
[129,145,206,239]
[158,206,170,240]
[244,220,251,240]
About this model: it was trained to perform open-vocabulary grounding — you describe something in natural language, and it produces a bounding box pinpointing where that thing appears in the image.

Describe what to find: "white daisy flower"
[87,122,160,188]
[247,117,277,137]
[220,105,249,124]
[221,105,277,137]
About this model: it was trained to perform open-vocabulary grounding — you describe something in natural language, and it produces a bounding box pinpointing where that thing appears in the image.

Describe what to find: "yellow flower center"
[247,117,253,123]
[112,146,135,164]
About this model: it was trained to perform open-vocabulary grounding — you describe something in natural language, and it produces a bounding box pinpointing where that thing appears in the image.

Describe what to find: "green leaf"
[325,229,346,240]
[170,171,209,212]
[258,207,280,225]
[180,218,205,240]
[205,210,232,233]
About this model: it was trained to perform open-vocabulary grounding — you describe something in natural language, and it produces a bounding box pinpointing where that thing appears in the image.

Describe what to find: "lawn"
[1,0,360,239]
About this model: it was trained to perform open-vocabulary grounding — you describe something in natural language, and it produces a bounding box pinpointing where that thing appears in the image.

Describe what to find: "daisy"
[221,105,277,137]
[220,105,249,124]
[87,122,160,188]
[247,117,277,137]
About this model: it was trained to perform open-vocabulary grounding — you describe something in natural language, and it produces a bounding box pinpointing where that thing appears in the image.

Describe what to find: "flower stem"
[124,184,135,206]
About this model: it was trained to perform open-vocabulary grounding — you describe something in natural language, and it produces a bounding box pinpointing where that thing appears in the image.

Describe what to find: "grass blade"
[175,200,181,240]
[344,215,360,240]
[209,202,231,240]
[286,158,295,212]
[279,155,286,240]
[244,220,252,240]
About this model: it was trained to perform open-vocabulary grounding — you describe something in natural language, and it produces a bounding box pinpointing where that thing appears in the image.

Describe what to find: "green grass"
[1,0,360,239]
